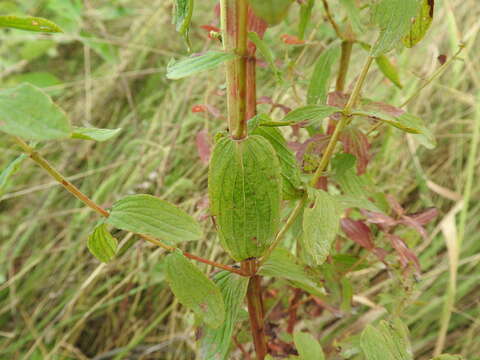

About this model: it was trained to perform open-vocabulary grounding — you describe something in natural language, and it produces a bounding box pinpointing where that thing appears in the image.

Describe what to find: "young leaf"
[371,0,420,57]
[403,0,434,48]
[302,190,342,265]
[166,51,236,80]
[376,54,403,88]
[283,105,340,126]
[173,0,194,49]
[298,0,314,40]
[251,125,303,199]
[0,154,27,196]
[307,43,341,105]
[248,32,280,78]
[209,136,282,261]
[259,248,325,297]
[200,271,249,360]
[71,127,122,142]
[106,194,203,245]
[248,0,295,26]
[356,109,436,148]
[294,331,325,360]
[0,83,71,141]
[164,250,225,328]
[360,319,413,360]
[87,223,118,263]
[0,15,62,33]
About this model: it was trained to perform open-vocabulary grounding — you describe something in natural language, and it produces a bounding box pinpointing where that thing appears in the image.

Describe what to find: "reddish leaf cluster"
[339,128,371,175]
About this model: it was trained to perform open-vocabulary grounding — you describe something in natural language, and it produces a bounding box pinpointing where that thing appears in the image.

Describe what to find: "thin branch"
[321,0,343,39]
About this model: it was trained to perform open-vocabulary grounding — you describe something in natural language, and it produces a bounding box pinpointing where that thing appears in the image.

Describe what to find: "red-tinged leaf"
[192,104,207,113]
[340,128,372,175]
[341,218,375,250]
[373,247,388,261]
[248,7,268,39]
[387,195,405,216]
[363,101,405,118]
[408,207,439,225]
[289,134,330,172]
[399,216,428,239]
[200,24,221,33]
[387,234,421,273]
[196,130,211,165]
[361,209,398,230]
[281,34,306,45]
[328,91,349,108]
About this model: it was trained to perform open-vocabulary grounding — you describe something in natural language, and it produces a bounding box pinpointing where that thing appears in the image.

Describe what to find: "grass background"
[0,0,479,359]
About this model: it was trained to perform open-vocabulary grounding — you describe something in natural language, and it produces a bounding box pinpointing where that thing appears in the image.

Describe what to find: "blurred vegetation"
[0,0,479,359]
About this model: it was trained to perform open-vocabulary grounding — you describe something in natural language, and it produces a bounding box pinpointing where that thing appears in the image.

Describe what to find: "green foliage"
[71,127,122,142]
[251,125,303,199]
[293,331,325,360]
[375,54,403,88]
[298,0,314,40]
[87,223,118,263]
[248,32,280,78]
[208,136,282,261]
[0,83,71,141]
[371,0,420,56]
[166,51,236,80]
[173,0,194,49]
[0,154,27,196]
[302,189,342,265]
[248,0,294,26]
[106,194,203,246]
[200,271,249,360]
[164,250,225,328]
[283,105,340,126]
[307,43,341,105]
[360,319,413,360]
[431,355,464,360]
[0,15,62,32]
[339,0,363,34]
[403,0,434,48]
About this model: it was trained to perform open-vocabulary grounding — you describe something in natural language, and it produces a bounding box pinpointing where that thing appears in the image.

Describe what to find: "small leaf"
[294,331,325,360]
[341,218,374,250]
[403,0,434,48]
[200,271,248,359]
[339,127,371,175]
[303,190,342,265]
[298,0,314,40]
[259,248,325,297]
[283,105,340,126]
[71,127,122,142]
[166,51,236,80]
[376,54,403,88]
[248,0,295,26]
[0,15,62,33]
[356,109,436,148]
[0,154,27,196]
[87,223,118,262]
[307,43,341,105]
[106,194,203,245]
[371,0,420,56]
[251,125,303,199]
[248,31,280,77]
[165,250,225,328]
[361,319,413,360]
[209,136,282,261]
[173,0,194,49]
[0,83,71,141]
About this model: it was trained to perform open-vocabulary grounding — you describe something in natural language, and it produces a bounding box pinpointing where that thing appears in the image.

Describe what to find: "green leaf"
[340,277,353,312]
[106,194,203,245]
[71,127,122,142]
[376,55,402,88]
[165,250,225,328]
[0,154,27,196]
[307,43,341,105]
[209,136,282,261]
[248,32,280,79]
[294,331,325,360]
[360,319,413,360]
[403,0,434,48]
[166,51,236,80]
[283,105,340,126]
[248,0,295,26]
[260,248,325,298]
[200,271,248,359]
[371,0,420,56]
[0,83,72,141]
[251,125,303,199]
[0,15,62,33]
[298,0,314,40]
[431,355,464,360]
[302,190,342,265]
[355,110,436,148]
[87,223,118,262]
[339,0,363,34]
[173,0,194,49]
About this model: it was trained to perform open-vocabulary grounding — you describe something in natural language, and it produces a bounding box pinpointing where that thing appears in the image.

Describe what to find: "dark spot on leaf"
[428,0,435,18]
[438,54,447,65]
